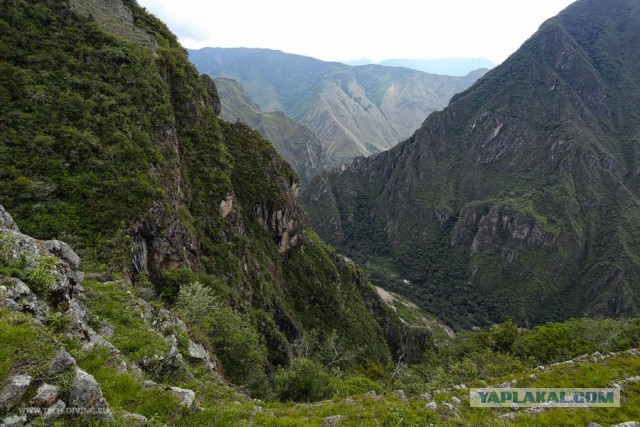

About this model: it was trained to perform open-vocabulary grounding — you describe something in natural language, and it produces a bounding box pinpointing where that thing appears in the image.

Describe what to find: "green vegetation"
[83,280,169,361]
[0,0,399,393]
[0,309,59,382]
[1,0,640,425]
[176,281,270,397]
[214,77,326,187]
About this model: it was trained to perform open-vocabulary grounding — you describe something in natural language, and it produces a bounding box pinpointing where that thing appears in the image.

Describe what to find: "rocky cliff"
[303,0,640,328]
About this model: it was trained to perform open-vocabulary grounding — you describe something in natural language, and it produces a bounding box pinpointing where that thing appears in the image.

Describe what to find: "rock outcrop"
[0,204,216,424]
[68,0,156,50]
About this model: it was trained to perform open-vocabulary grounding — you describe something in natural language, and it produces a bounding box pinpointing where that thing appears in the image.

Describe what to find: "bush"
[274,357,332,402]
[512,318,635,363]
[202,305,269,398]
[176,281,217,320]
[488,320,518,352]
[334,375,382,397]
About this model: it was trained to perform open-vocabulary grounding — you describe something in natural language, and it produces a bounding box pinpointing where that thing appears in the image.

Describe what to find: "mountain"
[344,58,496,76]
[0,0,427,404]
[3,1,640,425]
[302,0,640,329]
[378,58,496,76]
[188,48,487,165]
[213,77,326,187]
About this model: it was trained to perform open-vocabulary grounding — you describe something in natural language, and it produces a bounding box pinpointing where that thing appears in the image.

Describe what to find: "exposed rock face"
[252,200,305,253]
[0,206,18,232]
[68,368,113,423]
[0,206,118,423]
[0,375,32,413]
[68,0,156,50]
[200,74,222,118]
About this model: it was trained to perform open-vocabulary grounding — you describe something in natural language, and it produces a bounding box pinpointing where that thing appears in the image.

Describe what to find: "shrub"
[26,255,57,296]
[176,281,217,320]
[274,357,332,402]
[512,318,632,363]
[202,305,269,398]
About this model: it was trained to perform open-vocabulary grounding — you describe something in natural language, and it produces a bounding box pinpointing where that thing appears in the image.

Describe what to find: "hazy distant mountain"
[188,48,486,166]
[343,58,375,66]
[343,57,496,76]
[378,58,496,76]
[214,77,326,187]
[303,0,640,328]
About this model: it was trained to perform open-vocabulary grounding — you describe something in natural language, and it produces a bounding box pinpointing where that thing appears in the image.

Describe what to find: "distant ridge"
[342,57,495,76]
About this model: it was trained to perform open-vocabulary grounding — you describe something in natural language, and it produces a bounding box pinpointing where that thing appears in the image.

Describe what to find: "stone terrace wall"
[69,0,157,51]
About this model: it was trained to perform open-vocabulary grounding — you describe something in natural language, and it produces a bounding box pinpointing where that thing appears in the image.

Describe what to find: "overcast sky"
[137,0,576,64]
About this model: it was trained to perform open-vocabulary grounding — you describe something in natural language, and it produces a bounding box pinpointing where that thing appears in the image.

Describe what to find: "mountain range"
[2,0,640,425]
[344,57,496,76]
[188,47,487,167]
[303,0,640,329]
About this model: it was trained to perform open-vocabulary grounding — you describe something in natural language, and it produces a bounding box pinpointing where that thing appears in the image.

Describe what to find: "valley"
[0,0,638,425]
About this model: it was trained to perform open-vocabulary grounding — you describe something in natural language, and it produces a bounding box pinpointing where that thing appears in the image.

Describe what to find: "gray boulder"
[0,205,19,231]
[168,386,195,408]
[121,410,149,424]
[33,384,59,408]
[0,375,32,412]
[49,349,76,376]
[68,368,112,422]
[0,415,27,427]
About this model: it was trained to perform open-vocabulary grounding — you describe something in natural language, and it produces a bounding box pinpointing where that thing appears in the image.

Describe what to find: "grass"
[82,280,168,361]
[0,309,58,382]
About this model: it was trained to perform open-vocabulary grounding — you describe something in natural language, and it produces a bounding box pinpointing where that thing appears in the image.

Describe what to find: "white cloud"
[137,0,576,64]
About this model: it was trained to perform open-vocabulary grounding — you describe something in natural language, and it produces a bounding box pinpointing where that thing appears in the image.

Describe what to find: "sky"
[136,0,577,65]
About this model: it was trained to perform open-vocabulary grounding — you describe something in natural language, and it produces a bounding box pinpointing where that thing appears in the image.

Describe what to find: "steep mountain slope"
[214,77,326,187]
[0,0,426,393]
[303,0,640,328]
[188,48,487,165]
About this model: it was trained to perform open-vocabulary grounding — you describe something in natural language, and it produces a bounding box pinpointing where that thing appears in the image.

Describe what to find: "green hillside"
[214,77,326,187]
[0,0,420,396]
